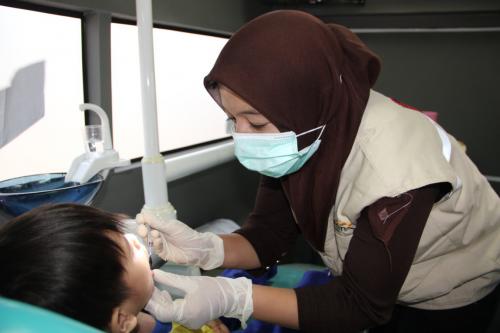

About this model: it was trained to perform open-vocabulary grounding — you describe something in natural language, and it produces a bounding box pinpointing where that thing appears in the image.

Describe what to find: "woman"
[139,10,500,333]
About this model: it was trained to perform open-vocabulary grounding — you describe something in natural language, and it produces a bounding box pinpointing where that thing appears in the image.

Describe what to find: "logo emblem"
[334,219,354,233]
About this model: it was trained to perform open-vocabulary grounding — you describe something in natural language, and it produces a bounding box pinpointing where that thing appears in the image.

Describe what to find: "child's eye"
[131,238,142,251]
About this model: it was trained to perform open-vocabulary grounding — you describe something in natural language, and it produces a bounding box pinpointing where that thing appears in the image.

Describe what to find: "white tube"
[136,0,168,206]
[114,140,236,183]
[164,141,234,182]
[136,0,159,157]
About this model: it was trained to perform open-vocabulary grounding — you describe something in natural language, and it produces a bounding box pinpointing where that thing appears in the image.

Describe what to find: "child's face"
[108,231,154,333]
[117,232,155,313]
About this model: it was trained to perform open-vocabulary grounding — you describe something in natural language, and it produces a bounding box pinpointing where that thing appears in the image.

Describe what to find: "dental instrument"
[146,224,153,267]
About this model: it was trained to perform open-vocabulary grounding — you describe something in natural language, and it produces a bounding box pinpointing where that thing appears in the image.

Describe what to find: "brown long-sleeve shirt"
[235,176,442,333]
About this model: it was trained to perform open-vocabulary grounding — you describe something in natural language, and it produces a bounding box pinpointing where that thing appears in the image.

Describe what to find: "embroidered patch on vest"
[334,219,354,233]
[377,208,389,222]
[377,193,413,225]
[368,192,414,244]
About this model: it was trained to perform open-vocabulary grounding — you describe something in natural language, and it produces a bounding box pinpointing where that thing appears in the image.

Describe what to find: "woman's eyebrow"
[239,109,261,116]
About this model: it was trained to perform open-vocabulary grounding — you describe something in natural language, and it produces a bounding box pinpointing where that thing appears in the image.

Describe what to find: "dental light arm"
[135,0,176,265]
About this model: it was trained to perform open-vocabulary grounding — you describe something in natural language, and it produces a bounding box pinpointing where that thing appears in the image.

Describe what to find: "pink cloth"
[423,111,438,122]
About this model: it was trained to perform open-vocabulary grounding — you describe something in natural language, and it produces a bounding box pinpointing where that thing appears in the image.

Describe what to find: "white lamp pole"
[136,0,176,219]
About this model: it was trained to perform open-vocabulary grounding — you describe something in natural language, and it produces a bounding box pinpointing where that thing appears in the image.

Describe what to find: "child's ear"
[110,307,138,333]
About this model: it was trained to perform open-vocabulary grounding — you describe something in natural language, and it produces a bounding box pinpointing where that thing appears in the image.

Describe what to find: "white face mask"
[232,125,326,178]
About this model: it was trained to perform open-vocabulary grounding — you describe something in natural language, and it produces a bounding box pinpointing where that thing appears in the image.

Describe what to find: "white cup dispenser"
[65,103,130,184]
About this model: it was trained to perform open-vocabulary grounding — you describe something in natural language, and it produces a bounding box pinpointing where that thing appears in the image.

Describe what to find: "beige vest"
[319,90,500,310]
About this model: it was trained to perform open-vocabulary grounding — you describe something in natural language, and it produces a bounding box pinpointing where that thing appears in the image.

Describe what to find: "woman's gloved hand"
[147,270,253,329]
[136,212,224,270]
[145,286,176,323]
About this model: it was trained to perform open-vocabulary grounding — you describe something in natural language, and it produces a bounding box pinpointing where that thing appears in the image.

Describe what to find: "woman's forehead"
[219,86,259,114]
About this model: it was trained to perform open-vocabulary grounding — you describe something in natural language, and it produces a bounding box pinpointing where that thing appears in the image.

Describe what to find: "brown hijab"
[204,10,381,250]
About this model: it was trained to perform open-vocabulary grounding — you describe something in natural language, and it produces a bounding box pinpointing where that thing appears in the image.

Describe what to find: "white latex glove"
[147,269,253,329]
[145,287,176,322]
[136,212,224,270]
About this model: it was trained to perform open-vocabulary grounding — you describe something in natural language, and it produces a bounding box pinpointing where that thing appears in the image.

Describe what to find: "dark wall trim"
[10,0,263,34]
[0,0,81,17]
[267,0,500,16]
[7,0,500,32]
[112,17,231,39]
[264,0,500,29]
[314,12,500,29]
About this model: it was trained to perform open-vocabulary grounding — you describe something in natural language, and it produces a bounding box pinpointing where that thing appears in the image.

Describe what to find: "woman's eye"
[251,123,268,129]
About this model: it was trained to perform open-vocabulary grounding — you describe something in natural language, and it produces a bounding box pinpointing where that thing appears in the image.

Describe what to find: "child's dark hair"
[0,203,129,330]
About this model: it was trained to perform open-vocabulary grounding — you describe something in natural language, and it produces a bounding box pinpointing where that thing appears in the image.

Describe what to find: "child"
[0,204,228,333]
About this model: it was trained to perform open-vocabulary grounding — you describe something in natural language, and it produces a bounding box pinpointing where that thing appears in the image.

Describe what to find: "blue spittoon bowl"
[0,173,103,217]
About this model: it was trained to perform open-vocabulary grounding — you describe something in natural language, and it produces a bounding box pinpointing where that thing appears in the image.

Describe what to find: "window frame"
[0,1,86,181]
[0,0,234,167]
[110,17,232,163]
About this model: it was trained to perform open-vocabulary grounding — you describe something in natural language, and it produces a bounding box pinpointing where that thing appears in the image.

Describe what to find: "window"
[111,23,228,160]
[0,5,84,181]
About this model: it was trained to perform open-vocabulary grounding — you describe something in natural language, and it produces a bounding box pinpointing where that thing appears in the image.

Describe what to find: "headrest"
[0,296,102,332]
